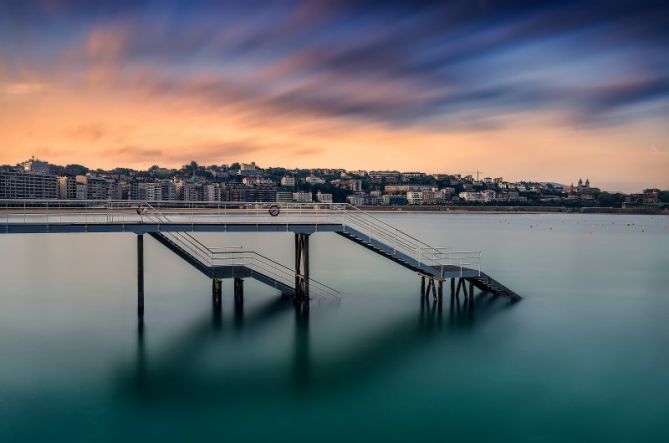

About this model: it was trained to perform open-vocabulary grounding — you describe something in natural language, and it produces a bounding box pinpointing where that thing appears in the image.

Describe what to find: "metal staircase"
[141,203,340,300]
[332,204,520,300]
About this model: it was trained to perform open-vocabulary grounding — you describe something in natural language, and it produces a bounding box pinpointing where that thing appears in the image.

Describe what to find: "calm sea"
[0,213,668,442]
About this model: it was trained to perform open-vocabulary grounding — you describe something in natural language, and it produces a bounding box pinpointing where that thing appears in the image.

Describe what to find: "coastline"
[356,205,669,215]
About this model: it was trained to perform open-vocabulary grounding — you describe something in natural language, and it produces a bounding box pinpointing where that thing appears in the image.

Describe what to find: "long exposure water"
[0,213,668,442]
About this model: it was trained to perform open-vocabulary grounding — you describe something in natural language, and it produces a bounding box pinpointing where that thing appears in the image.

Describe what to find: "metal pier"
[0,200,521,320]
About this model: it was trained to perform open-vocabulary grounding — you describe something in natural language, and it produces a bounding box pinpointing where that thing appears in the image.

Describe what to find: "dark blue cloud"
[1,0,668,128]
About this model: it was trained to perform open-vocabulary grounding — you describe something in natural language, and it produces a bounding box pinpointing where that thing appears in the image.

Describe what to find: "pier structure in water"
[0,200,521,319]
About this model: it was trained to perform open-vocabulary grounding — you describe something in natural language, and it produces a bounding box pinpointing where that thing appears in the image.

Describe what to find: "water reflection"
[120,291,517,404]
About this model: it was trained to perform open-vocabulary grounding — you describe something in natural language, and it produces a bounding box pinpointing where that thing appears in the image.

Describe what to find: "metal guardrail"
[0,199,482,276]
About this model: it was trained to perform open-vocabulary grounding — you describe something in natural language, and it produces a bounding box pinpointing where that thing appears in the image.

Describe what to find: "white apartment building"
[293,191,313,203]
[316,192,333,203]
[280,176,295,187]
[305,175,326,185]
[406,191,423,205]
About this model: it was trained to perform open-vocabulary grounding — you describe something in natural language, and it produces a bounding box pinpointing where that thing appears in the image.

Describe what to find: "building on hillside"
[406,191,423,205]
[459,191,484,202]
[58,176,77,199]
[420,190,447,205]
[369,171,400,183]
[305,175,326,185]
[22,157,51,174]
[238,162,261,176]
[401,172,426,182]
[293,191,313,203]
[346,193,378,206]
[481,190,497,202]
[276,191,293,203]
[205,184,221,202]
[280,176,295,187]
[380,195,408,206]
[246,185,276,202]
[385,185,433,194]
[242,176,275,186]
[316,192,333,203]
[182,182,204,201]
[0,171,58,199]
[76,175,110,200]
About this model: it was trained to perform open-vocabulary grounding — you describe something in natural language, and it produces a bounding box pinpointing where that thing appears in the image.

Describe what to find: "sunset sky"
[1,0,667,192]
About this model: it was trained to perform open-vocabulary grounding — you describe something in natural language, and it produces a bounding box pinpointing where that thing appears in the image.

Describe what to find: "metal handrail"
[211,250,340,299]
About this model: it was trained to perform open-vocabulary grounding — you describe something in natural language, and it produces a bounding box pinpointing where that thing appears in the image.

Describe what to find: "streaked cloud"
[0,0,667,190]
[1,82,50,95]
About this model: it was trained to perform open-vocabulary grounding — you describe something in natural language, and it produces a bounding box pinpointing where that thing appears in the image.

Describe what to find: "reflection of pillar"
[293,300,310,390]
[234,281,244,331]
[137,234,144,321]
[135,320,147,396]
[294,233,310,301]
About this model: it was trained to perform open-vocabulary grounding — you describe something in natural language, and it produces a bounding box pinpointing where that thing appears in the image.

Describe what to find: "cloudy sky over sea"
[1,0,667,191]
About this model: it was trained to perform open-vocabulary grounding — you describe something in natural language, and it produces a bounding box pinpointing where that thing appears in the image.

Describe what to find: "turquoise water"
[0,213,668,442]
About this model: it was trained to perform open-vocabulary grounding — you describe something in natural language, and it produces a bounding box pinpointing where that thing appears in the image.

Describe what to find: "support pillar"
[469,280,474,303]
[212,278,222,312]
[450,278,455,297]
[137,234,144,321]
[438,280,443,299]
[426,278,436,299]
[420,276,426,296]
[234,277,244,305]
[294,233,310,302]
